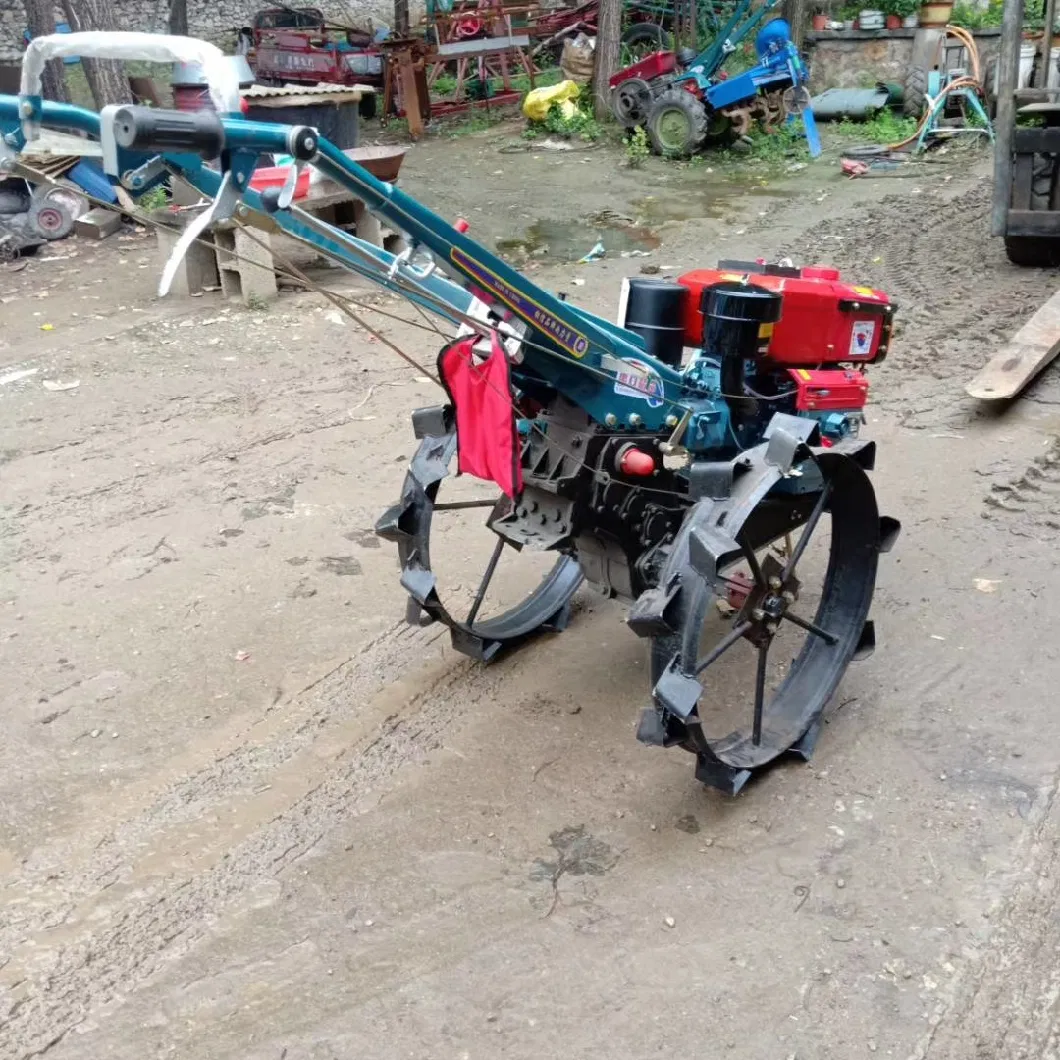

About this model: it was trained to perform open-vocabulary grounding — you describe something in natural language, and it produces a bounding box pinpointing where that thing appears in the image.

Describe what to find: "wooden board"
[967,286,1060,400]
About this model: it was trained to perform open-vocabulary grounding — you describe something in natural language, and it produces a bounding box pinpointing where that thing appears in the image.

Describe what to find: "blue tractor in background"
[610,10,819,159]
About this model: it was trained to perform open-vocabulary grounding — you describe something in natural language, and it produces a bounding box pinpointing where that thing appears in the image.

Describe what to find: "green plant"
[886,0,919,18]
[137,185,169,211]
[729,122,810,164]
[951,0,1003,27]
[836,107,918,143]
[626,125,651,167]
[532,100,603,141]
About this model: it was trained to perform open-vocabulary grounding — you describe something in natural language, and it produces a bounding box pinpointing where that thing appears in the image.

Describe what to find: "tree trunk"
[593,0,622,120]
[394,0,409,38]
[782,0,808,49]
[60,0,132,108]
[23,0,71,103]
[168,0,188,36]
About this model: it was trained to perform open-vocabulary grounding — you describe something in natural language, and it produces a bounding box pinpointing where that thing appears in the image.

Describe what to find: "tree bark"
[782,0,808,49]
[23,0,71,103]
[168,0,188,36]
[593,0,622,120]
[60,0,132,108]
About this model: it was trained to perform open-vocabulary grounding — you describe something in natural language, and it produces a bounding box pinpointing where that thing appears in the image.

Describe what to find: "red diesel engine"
[619,259,894,445]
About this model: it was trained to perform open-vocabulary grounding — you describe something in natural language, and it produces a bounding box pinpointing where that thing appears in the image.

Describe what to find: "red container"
[249,165,312,199]
[787,368,869,411]
[677,261,894,365]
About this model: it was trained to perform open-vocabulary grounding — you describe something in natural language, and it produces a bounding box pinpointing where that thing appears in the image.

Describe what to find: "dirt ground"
[4,123,1060,1060]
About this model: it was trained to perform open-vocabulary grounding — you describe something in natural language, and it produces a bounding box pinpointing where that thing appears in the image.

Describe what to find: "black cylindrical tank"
[623,278,689,368]
[701,281,783,400]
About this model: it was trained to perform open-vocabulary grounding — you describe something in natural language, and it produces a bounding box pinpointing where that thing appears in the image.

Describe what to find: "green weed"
[625,125,651,167]
[836,108,919,145]
[525,100,604,142]
[137,185,169,211]
[718,122,809,165]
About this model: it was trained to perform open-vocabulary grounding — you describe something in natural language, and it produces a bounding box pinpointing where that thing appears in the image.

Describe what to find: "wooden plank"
[1007,208,1060,236]
[435,34,530,56]
[967,286,1060,400]
[1013,153,1034,210]
[1014,127,1060,153]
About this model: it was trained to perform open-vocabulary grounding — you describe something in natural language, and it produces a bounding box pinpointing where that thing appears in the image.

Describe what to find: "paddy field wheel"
[376,426,583,661]
[648,451,885,794]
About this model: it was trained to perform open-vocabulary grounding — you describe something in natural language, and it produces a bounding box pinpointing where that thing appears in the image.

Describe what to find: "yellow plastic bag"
[522,79,580,123]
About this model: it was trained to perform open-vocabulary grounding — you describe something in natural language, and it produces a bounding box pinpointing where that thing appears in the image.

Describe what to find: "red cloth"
[438,332,523,500]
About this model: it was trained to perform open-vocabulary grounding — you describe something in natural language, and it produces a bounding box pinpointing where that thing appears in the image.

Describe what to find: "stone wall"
[804,27,1001,91]
[0,1,422,62]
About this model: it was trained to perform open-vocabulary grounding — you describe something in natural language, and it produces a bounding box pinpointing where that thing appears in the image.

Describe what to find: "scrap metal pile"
[1,32,898,795]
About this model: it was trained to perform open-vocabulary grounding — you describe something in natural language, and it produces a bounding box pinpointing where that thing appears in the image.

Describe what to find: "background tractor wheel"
[647,88,708,158]
[622,21,669,62]
[903,65,928,118]
[1006,153,1060,267]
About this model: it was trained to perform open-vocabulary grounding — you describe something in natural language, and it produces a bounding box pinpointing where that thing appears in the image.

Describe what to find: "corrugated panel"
[242,82,376,99]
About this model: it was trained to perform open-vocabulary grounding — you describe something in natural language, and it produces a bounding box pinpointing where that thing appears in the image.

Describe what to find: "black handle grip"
[112,106,225,159]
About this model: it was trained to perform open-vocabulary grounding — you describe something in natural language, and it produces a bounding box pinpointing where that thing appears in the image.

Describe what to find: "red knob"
[454,218,470,233]
[619,447,655,476]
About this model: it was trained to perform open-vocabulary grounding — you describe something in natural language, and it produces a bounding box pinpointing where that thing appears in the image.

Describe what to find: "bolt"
[665,414,679,428]
[605,413,618,427]
[766,621,778,634]
[769,576,782,590]
[782,590,795,603]
[20,101,33,117]
[629,413,642,428]
[752,608,765,621]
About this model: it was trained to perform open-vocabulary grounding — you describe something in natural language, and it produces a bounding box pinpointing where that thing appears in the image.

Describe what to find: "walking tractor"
[1,33,898,795]
[609,3,820,156]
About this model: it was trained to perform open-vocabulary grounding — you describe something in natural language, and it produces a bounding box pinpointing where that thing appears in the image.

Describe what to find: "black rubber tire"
[646,88,708,158]
[903,65,928,119]
[1006,153,1060,267]
[1005,237,1060,266]
[622,21,668,51]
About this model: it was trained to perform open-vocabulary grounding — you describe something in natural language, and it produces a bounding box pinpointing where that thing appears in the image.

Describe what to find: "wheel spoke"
[695,620,753,676]
[782,481,832,583]
[738,532,766,588]
[465,536,505,627]
[782,610,839,645]
[434,498,498,511]
[752,642,769,746]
